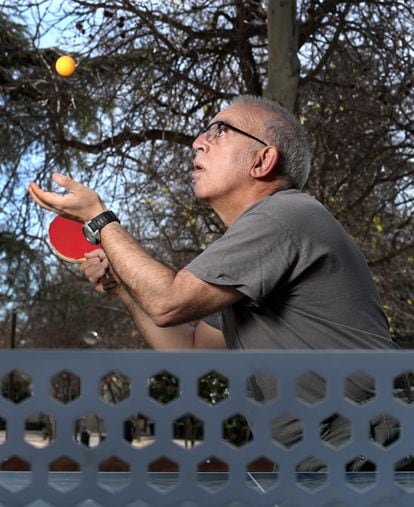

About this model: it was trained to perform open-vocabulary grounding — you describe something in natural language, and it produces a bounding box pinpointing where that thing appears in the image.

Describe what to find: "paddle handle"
[102,271,118,291]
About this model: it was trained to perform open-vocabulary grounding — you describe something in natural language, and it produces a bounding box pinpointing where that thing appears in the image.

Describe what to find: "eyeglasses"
[203,121,268,146]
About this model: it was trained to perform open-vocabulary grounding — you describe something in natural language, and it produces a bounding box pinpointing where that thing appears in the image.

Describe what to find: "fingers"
[52,172,83,192]
[53,172,73,187]
[81,261,106,293]
[28,173,105,221]
[86,250,121,285]
[85,249,107,261]
[81,254,108,285]
[81,250,120,293]
[28,176,74,214]
[28,183,60,213]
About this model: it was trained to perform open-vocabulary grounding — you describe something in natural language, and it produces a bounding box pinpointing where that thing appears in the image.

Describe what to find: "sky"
[15,0,84,51]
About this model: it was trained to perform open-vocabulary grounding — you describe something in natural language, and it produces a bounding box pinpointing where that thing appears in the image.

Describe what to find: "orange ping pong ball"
[55,55,76,77]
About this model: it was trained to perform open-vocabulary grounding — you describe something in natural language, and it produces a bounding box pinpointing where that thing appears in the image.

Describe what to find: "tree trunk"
[265,0,299,112]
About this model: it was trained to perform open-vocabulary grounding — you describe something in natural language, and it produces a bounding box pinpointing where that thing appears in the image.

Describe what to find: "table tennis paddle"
[49,215,117,290]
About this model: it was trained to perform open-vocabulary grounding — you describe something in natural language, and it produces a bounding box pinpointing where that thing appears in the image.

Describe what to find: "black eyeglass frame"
[203,121,268,147]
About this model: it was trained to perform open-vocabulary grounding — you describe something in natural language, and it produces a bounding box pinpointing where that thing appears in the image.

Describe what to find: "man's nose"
[192,132,208,151]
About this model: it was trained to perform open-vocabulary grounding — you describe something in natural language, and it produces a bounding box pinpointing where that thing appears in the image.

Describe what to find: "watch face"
[82,224,99,244]
[82,211,119,246]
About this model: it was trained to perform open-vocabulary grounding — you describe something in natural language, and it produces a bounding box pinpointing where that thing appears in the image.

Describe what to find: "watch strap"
[89,211,119,232]
[83,211,120,244]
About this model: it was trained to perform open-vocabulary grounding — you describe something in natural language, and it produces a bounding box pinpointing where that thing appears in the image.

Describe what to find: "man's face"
[192,104,267,206]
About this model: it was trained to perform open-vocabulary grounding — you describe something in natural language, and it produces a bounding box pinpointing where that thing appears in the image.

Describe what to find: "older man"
[29,95,391,354]
[29,96,399,456]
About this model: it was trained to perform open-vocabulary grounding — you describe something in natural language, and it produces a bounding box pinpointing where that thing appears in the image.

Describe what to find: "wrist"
[83,210,120,245]
[87,205,107,221]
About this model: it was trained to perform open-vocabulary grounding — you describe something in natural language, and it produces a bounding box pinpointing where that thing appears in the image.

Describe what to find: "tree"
[0,0,412,345]
[266,0,299,110]
[20,268,141,349]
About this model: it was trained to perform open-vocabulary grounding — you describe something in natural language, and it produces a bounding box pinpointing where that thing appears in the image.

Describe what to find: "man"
[29,95,392,349]
[29,95,398,451]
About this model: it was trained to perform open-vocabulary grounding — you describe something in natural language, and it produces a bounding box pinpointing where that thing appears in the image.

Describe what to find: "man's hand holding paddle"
[81,250,120,294]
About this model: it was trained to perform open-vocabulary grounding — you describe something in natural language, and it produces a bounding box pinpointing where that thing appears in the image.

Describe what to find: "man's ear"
[250,146,279,179]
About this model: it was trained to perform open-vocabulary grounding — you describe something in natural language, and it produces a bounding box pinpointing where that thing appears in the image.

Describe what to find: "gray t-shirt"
[186,190,393,352]
[186,190,399,440]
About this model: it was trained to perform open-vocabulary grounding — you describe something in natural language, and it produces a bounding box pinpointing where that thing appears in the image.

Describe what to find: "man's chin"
[193,185,209,202]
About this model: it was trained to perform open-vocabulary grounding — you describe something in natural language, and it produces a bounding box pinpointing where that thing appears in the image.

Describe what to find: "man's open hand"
[28,173,106,222]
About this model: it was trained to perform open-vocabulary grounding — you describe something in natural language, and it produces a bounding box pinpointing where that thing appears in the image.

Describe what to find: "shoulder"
[251,190,325,217]
[235,190,329,233]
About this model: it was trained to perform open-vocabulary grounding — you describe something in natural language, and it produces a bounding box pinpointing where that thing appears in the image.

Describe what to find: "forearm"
[28,175,241,325]
[101,222,239,326]
[116,285,197,350]
[102,223,176,319]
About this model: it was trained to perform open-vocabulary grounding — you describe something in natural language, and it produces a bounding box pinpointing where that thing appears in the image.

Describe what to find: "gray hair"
[231,95,311,190]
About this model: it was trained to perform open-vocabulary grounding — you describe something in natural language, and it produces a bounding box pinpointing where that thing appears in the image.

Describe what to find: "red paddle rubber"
[49,216,118,291]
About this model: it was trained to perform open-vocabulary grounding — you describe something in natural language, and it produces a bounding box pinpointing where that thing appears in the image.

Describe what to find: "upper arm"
[155,268,244,326]
[185,211,297,306]
[193,320,226,349]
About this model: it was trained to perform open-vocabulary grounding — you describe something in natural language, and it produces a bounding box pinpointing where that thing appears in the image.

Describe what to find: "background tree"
[266,0,299,109]
[0,0,412,347]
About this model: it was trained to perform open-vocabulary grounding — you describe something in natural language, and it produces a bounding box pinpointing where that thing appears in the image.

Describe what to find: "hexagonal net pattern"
[0,350,413,506]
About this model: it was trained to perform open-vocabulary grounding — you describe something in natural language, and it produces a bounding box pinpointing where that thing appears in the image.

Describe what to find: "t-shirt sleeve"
[185,211,299,305]
[202,313,222,330]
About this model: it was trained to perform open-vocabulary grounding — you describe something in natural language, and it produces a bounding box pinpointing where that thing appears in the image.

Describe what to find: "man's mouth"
[192,162,205,174]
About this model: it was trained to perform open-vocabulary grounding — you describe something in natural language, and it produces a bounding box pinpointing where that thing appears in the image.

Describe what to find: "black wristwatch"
[83,211,120,245]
